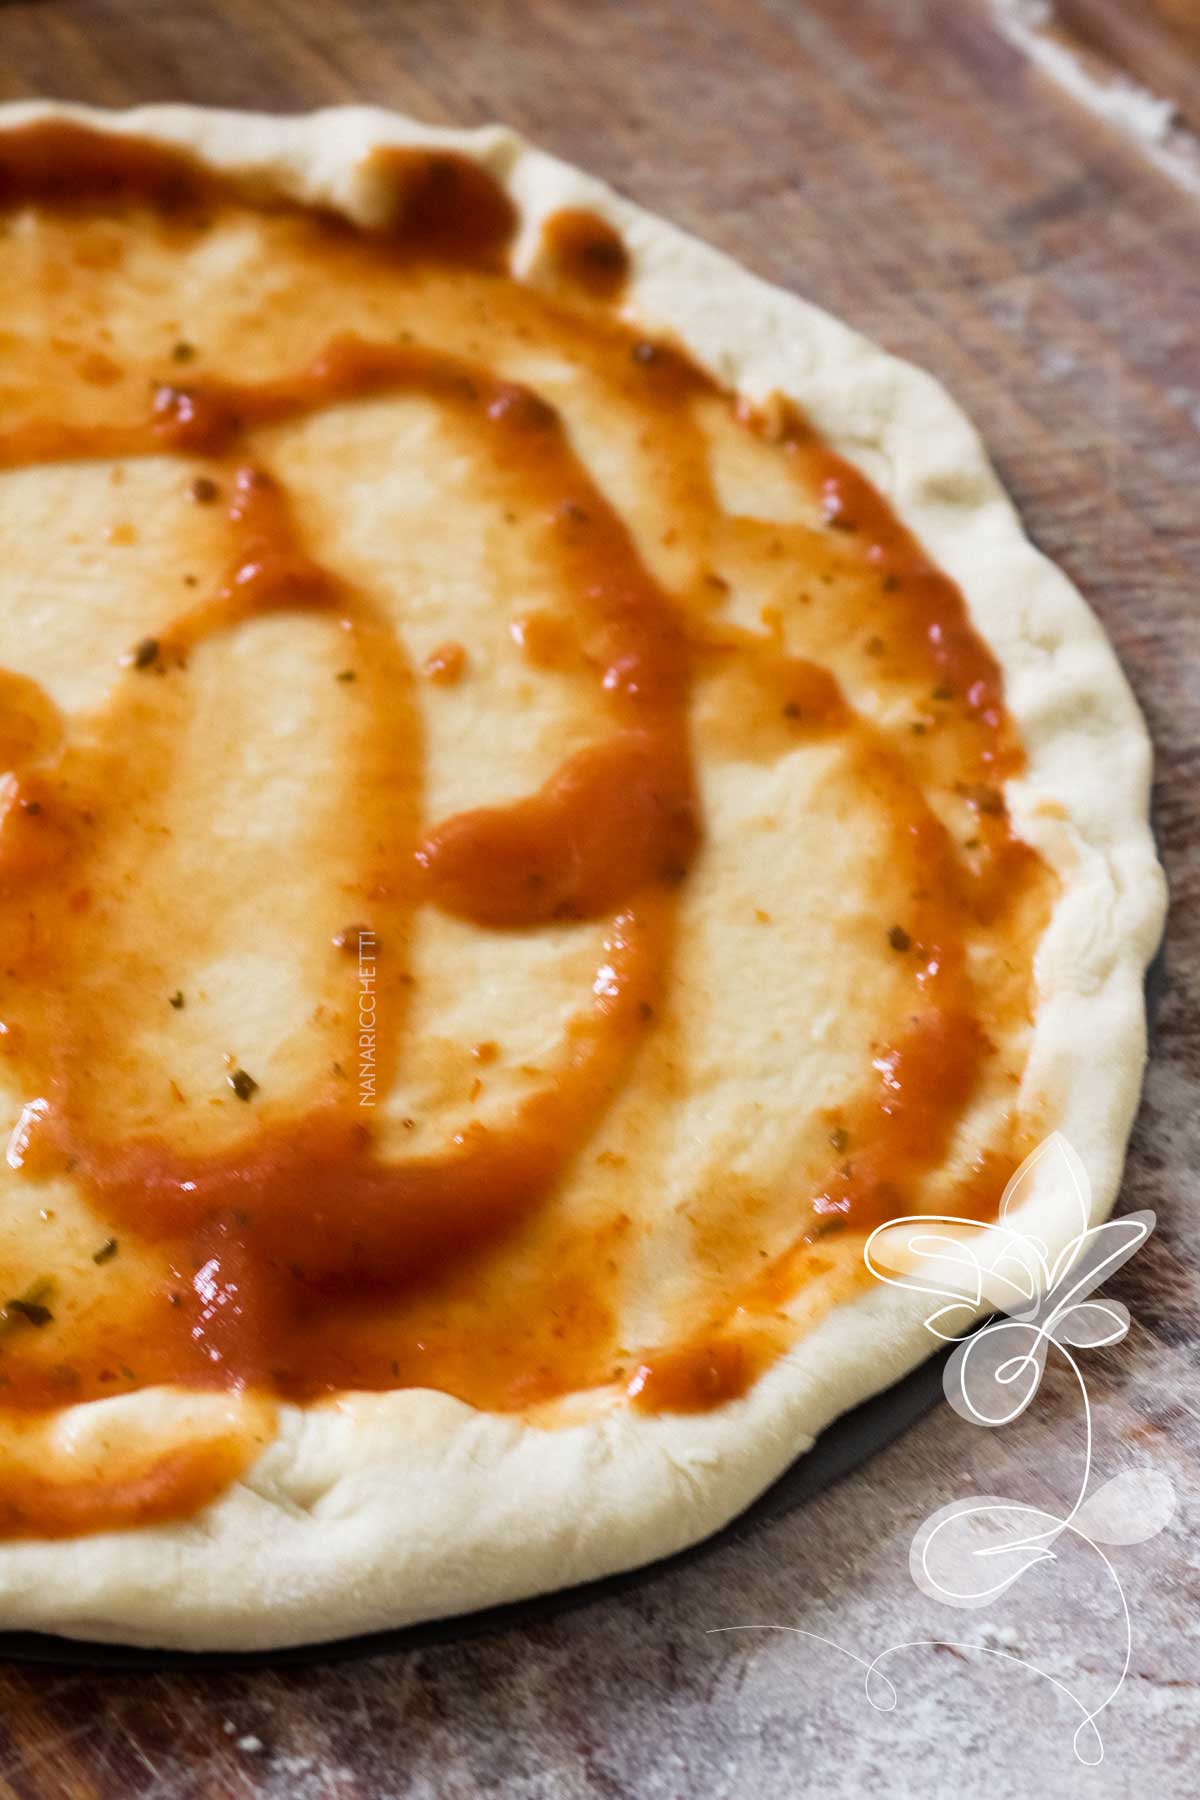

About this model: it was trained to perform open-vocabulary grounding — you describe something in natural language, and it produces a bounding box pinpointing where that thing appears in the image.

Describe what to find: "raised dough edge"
[0,100,1167,1650]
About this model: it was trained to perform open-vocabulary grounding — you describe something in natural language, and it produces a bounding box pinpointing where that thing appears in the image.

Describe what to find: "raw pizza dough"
[0,102,1165,1649]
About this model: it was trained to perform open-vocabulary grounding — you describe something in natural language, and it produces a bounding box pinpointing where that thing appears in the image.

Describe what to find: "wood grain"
[0,1,1197,1793]
[1056,0,1200,122]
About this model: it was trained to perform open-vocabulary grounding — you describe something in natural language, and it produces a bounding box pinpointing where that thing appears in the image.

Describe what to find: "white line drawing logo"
[711,1133,1174,1765]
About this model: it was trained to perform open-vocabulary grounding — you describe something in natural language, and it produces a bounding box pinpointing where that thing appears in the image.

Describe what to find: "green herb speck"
[5,1296,52,1328]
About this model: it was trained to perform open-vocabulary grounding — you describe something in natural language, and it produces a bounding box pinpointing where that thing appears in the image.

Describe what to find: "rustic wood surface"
[0,0,1197,1793]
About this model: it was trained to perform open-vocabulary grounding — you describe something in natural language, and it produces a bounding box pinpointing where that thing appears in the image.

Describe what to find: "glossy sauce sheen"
[0,125,1054,1533]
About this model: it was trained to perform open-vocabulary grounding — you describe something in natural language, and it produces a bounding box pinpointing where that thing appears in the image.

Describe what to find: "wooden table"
[0,1,1197,1792]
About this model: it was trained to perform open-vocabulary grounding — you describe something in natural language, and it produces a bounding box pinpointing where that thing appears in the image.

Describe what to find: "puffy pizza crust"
[0,101,1165,1649]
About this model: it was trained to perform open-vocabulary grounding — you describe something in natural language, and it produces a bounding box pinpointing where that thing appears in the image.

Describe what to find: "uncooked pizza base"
[0,100,1165,1650]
